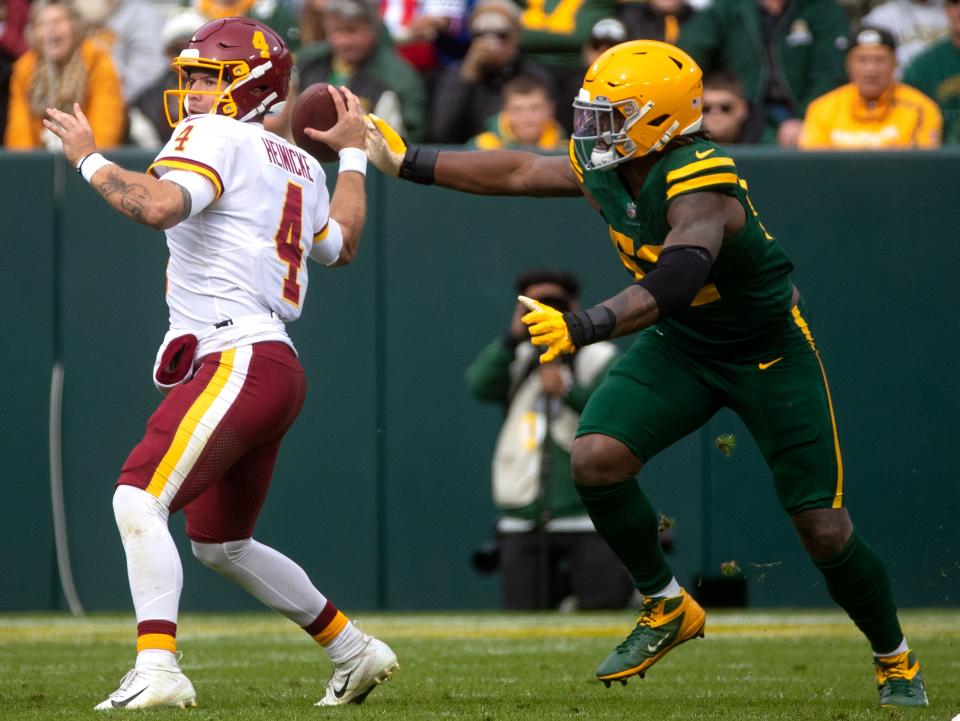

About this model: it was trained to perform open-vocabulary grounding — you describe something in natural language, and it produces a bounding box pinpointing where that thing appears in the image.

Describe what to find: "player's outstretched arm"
[519,192,727,363]
[366,114,581,198]
[44,104,192,230]
[306,86,368,267]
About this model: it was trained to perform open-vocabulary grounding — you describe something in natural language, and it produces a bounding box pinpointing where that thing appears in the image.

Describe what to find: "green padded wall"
[0,153,57,609]
[1,147,957,611]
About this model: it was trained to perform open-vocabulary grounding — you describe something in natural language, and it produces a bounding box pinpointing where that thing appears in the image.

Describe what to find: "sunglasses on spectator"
[703,103,735,114]
[473,30,511,40]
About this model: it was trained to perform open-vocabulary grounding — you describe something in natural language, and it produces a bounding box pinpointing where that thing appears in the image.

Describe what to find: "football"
[291,83,343,163]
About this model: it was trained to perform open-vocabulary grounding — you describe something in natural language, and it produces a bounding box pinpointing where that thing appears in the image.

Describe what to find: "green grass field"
[1,610,958,721]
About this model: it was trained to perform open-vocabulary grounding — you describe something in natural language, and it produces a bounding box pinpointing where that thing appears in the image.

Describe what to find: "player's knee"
[792,508,852,560]
[572,434,643,485]
[191,540,230,571]
[191,538,253,571]
[112,485,168,533]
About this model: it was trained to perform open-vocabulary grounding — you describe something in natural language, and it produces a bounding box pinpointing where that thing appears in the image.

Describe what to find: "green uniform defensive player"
[364,40,929,708]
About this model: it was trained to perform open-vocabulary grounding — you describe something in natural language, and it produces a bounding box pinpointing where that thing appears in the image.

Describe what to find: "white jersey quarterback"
[148,113,343,359]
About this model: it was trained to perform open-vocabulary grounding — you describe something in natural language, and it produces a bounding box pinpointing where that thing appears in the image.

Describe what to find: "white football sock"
[649,576,682,599]
[191,538,327,627]
[325,622,366,663]
[135,649,179,670]
[875,638,909,657]
[113,485,182,625]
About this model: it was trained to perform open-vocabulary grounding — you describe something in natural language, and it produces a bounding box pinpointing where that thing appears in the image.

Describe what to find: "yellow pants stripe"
[791,307,844,508]
[145,349,238,498]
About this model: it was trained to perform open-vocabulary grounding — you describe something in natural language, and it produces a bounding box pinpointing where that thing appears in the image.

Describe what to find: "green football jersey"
[571,137,795,356]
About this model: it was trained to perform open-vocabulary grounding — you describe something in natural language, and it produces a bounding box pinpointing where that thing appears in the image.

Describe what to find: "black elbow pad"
[636,244,714,320]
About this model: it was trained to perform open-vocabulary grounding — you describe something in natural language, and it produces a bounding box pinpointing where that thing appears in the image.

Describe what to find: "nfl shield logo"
[626,202,637,219]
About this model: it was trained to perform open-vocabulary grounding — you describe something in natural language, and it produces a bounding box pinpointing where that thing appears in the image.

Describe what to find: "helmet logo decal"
[252,30,271,59]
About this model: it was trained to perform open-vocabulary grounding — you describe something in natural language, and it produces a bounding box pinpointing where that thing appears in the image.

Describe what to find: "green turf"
[1,610,957,720]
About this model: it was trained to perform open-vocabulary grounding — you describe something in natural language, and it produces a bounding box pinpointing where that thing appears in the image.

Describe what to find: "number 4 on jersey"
[274,181,304,306]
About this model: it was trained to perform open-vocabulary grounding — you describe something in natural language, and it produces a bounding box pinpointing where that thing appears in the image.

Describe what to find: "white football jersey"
[149,114,340,356]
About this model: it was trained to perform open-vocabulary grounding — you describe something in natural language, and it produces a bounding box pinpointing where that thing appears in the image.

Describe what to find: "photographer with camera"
[466,269,633,610]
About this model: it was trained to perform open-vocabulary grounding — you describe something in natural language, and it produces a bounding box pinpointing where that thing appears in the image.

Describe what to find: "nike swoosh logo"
[646,635,669,654]
[333,672,353,698]
[111,686,148,708]
[695,149,716,159]
[758,357,784,370]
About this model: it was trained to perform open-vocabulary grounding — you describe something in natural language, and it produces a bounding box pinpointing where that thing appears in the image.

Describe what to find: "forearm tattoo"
[95,168,152,223]
[604,285,659,336]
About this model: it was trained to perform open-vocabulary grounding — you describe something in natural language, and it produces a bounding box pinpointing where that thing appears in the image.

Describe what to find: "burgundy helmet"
[165,17,292,126]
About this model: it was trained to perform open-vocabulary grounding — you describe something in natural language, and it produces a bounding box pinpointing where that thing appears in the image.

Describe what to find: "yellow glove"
[518,295,576,363]
[364,113,406,177]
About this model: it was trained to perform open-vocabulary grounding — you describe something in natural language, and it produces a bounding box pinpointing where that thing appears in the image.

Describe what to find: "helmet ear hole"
[647,114,670,127]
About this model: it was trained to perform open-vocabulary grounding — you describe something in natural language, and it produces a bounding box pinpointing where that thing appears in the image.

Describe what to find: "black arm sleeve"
[636,244,715,319]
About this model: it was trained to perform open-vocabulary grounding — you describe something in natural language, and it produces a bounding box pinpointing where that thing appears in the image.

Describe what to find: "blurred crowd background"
[1,0,957,152]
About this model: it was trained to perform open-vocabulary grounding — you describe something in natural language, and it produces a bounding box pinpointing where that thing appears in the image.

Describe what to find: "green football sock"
[814,529,904,654]
[576,479,673,595]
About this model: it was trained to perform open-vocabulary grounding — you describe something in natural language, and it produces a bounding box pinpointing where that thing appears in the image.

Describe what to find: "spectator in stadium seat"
[380,0,470,73]
[430,0,555,143]
[800,25,942,147]
[678,0,850,146]
[519,0,619,116]
[467,73,566,148]
[299,0,329,46]
[620,0,695,45]
[555,17,628,129]
[902,0,960,142]
[581,17,627,67]
[465,269,632,611]
[0,0,30,139]
[862,0,949,69]
[4,0,124,150]
[126,8,208,147]
[297,0,426,141]
[75,0,167,107]
[702,71,765,143]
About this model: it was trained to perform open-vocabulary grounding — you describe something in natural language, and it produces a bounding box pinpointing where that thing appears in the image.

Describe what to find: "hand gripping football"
[292,83,344,163]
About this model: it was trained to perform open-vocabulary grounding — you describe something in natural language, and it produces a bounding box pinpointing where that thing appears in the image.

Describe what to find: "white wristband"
[338,147,367,176]
[77,152,114,183]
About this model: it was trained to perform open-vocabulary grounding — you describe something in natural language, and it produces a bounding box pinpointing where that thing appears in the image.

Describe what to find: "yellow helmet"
[572,40,703,171]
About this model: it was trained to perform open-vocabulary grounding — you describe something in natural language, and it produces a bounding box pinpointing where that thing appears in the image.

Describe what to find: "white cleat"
[316,635,399,706]
[94,667,197,710]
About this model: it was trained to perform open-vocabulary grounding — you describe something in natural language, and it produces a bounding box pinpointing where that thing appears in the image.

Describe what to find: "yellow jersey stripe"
[666,172,740,201]
[148,158,224,198]
[791,306,844,508]
[665,157,736,184]
[313,611,349,645]
[137,633,177,653]
[145,349,237,498]
[314,223,329,242]
[610,228,661,262]
[567,139,584,182]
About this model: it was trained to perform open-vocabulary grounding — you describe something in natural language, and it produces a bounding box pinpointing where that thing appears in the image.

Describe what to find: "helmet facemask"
[164,50,282,127]
[573,93,650,171]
